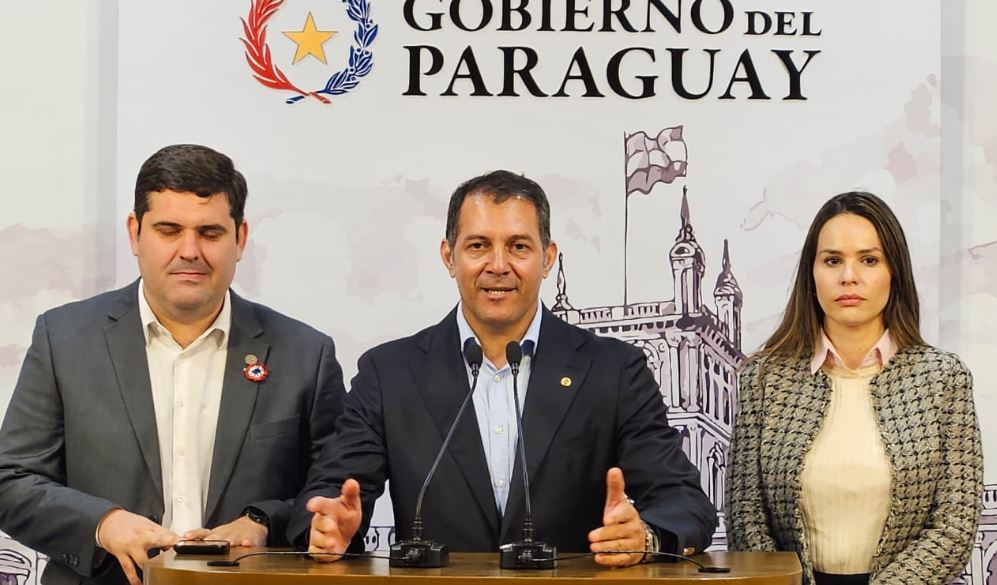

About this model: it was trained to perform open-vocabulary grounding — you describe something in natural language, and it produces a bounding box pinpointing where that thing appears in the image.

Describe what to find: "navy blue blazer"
[288,307,716,554]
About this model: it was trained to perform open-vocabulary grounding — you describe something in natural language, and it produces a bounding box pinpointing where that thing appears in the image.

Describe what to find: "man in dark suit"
[0,145,346,585]
[289,171,716,565]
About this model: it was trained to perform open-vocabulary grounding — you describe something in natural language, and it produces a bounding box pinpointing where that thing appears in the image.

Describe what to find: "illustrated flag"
[625,126,688,196]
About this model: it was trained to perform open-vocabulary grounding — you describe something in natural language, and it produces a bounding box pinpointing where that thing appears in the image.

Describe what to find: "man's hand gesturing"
[307,479,363,562]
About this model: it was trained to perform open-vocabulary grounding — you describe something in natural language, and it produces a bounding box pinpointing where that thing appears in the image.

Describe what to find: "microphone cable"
[209,549,729,573]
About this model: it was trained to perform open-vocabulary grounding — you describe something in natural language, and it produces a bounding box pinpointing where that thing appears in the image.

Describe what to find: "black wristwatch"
[244,507,271,531]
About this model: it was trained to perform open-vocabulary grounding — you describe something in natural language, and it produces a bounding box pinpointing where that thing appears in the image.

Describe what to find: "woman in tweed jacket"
[726,192,983,585]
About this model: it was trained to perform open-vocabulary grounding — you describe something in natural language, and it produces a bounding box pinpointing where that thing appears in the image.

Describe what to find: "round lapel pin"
[560,376,572,387]
[244,362,269,382]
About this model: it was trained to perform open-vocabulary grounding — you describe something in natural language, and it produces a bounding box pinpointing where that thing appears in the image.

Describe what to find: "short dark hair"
[134,144,247,232]
[445,170,551,250]
[761,190,925,359]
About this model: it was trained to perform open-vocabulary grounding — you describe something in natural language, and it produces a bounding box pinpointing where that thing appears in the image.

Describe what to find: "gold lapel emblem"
[560,376,572,388]
[244,354,258,365]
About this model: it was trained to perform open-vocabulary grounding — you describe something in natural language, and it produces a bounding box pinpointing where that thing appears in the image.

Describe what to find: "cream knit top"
[799,332,894,574]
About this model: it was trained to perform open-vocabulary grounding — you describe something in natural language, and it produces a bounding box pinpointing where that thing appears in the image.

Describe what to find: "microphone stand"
[499,341,557,569]
[389,340,483,567]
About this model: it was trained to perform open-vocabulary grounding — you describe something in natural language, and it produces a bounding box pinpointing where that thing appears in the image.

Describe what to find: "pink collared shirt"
[810,329,897,375]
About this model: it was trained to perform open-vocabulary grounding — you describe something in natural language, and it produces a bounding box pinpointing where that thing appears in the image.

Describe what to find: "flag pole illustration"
[623,126,688,307]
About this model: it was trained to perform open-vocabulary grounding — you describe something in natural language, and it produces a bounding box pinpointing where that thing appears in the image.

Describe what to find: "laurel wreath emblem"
[241,0,377,105]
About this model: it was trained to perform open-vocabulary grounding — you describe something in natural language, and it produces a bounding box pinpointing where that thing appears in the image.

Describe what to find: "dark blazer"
[288,307,716,554]
[0,281,346,585]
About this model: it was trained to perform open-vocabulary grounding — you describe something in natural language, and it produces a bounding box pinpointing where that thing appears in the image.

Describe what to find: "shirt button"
[496,479,506,488]
[494,375,502,382]
[495,426,504,435]
[177,495,185,503]
[177,448,185,457]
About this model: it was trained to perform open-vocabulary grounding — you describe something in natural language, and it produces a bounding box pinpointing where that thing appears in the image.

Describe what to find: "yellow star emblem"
[283,13,336,65]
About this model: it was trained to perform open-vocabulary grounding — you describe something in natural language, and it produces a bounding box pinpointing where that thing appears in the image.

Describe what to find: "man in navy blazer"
[0,145,345,585]
[289,170,716,565]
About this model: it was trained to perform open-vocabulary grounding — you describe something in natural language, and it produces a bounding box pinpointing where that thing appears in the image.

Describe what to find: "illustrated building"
[551,189,744,548]
[962,485,997,584]
[0,532,43,585]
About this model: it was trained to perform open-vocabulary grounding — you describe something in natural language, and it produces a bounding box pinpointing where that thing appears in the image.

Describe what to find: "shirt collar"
[455,298,543,365]
[137,278,231,350]
[810,328,897,374]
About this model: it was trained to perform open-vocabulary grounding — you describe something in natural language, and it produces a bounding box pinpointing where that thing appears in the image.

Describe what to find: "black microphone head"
[505,341,523,367]
[463,338,483,368]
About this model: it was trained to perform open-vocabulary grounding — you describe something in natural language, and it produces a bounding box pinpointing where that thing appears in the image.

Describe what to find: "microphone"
[499,341,557,569]
[389,338,484,568]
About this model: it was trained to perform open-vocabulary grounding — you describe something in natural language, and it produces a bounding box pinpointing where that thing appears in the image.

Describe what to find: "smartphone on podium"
[173,540,230,555]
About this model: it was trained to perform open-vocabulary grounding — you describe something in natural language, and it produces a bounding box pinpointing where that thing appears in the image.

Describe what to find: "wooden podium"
[145,549,802,584]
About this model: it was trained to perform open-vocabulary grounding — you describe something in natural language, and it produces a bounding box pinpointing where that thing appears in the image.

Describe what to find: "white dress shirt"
[455,300,542,516]
[138,280,231,534]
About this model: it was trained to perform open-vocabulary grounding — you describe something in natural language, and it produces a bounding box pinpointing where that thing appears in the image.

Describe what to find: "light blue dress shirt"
[455,300,542,516]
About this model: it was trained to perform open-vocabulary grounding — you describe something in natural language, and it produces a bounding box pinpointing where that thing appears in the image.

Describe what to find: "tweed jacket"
[725,346,983,585]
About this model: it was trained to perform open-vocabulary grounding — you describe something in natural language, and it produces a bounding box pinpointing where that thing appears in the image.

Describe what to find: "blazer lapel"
[501,310,590,543]
[104,282,164,506]
[413,309,500,536]
[204,292,268,523]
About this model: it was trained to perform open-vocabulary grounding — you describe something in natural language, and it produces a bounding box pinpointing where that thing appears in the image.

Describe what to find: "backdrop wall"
[1,1,995,582]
